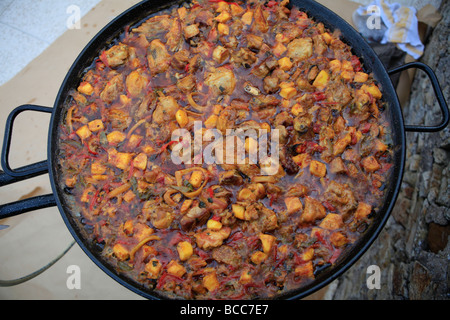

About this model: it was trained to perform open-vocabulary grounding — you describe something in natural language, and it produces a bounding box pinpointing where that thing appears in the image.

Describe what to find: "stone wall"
[329,0,449,300]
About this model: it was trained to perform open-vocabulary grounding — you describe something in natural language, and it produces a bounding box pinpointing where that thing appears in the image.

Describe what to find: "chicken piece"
[171,49,190,70]
[177,74,196,93]
[126,69,149,97]
[362,156,381,172]
[329,157,347,174]
[165,18,183,52]
[147,39,171,75]
[287,37,313,62]
[100,74,124,104]
[253,5,268,33]
[263,75,279,94]
[132,15,172,39]
[102,43,129,68]
[180,205,210,231]
[195,227,231,250]
[204,67,236,95]
[284,197,303,215]
[319,213,344,230]
[216,106,237,134]
[152,96,179,124]
[324,181,357,215]
[219,169,244,186]
[301,196,326,223]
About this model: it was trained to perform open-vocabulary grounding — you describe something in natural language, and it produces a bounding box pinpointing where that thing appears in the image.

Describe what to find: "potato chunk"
[309,160,327,177]
[177,241,194,261]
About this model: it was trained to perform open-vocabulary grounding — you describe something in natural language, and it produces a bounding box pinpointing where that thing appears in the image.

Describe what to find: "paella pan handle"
[0,105,56,219]
[388,61,449,132]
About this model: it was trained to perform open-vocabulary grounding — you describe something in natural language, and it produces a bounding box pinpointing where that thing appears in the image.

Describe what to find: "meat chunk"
[100,74,124,104]
[180,205,210,231]
[219,170,244,186]
[205,67,236,95]
[102,44,129,68]
[195,227,231,250]
[152,96,179,124]
[212,245,241,267]
[125,69,149,97]
[324,181,357,215]
[147,39,171,74]
[287,38,313,62]
[301,196,326,223]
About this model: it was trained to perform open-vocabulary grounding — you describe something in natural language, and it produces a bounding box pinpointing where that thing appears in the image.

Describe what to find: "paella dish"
[57,0,393,299]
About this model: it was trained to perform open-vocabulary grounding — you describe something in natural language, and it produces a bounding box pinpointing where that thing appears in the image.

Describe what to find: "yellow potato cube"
[294,261,314,278]
[91,162,107,175]
[217,23,229,36]
[180,199,193,213]
[204,114,218,129]
[123,190,136,203]
[145,258,162,279]
[241,11,253,25]
[319,213,344,230]
[301,247,315,261]
[329,59,341,73]
[77,82,94,95]
[214,10,231,23]
[239,269,252,284]
[355,202,372,220]
[291,103,303,116]
[107,131,126,145]
[309,160,327,177]
[207,219,223,230]
[312,70,329,89]
[133,153,148,170]
[175,109,189,128]
[167,260,186,278]
[177,241,194,261]
[259,233,276,254]
[278,57,293,71]
[330,232,348,247]
[232,204,245,220]
[341,60,353,72]
[251,251,268,264]
[189,170,203,188]
[212,46,230,64]
[203,272,219,292]
[321,32,332,44]
[216,1,229,12]
[361,84,382,99]
[88,119,104,132]
[184,24,200,39]
[230,3,245,16]
[354,72,369,82]
[340,70,354,81]
[113,243,130,261]
[127,134,143,149]
[284,197,303,215]
[361,155,381,172]
[279,86,297,99]
[272,42,287,57]
[75,125,92,140]
[114,152,133,170]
